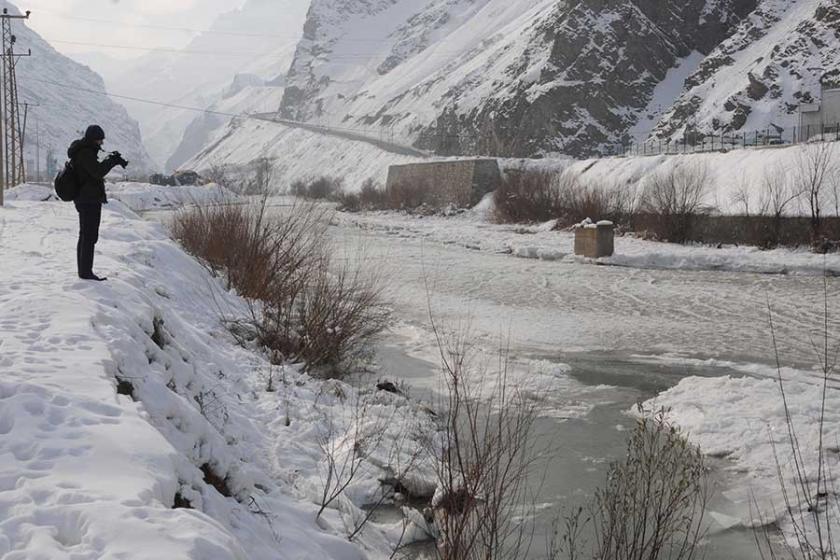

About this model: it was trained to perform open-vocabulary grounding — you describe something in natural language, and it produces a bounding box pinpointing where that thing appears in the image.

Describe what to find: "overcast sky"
[11,0,246,59]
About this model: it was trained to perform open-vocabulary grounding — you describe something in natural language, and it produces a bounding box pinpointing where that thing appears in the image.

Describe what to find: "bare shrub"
[332,180,402,213]
[760,165,801,248]
[639,163,712,243]
[172,198,327,301]
[241,157,276,195]
[425,323,541,560]
[285,254,388,372]
[316,395,387,521]
[386,178,437,211]
[794,143,836,242]
[754,284,840,560]
[731,173,755,217]
[290,176,344,200]
[316,392,423,542]
[493,169,634,226]
[555,176,636,228]
[492,169,561,224]
[172,192,386,374]
[359,179,388,210]
[334,190,361,212]
[831,171,840,218]
[556,411,708,560]
[205,161,231,188]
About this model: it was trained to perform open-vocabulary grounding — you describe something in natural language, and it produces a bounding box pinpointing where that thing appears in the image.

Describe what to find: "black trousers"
[74,202,102,277]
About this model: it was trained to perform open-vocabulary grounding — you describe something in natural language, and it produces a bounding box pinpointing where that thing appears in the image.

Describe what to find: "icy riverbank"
[644,364,840,546]
[0,194,436,558]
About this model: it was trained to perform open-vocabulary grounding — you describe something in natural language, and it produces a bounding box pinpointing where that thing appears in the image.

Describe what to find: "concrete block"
[574,221,615,258]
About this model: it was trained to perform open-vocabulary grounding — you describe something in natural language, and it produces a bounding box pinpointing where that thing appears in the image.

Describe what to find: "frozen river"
[329,212,840,560]
[147,200,839,558]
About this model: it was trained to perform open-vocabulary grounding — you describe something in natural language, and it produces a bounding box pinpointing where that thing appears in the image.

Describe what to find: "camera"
[109,151,129,169]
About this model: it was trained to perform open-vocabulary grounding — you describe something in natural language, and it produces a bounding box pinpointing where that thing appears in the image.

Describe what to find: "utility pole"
[33,110,39,182]
[0,7,29,206]
[19,101,38,182]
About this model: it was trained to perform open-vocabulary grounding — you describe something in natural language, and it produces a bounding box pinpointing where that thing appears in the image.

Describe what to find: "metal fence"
[613,123,840,157]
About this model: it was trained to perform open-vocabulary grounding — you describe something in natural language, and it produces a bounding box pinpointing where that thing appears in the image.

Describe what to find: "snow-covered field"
[0,195,444,558]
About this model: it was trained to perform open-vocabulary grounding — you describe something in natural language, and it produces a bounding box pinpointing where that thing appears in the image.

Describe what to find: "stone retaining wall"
[386,159,501,207]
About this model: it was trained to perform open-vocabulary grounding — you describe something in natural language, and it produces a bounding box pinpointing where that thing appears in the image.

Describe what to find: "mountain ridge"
[277,0,837,158]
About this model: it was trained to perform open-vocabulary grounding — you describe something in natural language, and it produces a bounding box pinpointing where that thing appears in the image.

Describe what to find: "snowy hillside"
[653,0,840,142]
[185,117,421,189]
[166,77,287,172]
[278,0,756,158]
[277,0,838,158]
[8,4,153,174]
[98,0,310,170]
[0,188,434,559]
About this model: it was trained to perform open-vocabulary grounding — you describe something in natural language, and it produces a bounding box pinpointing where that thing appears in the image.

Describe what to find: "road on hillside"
[252,113,431,158]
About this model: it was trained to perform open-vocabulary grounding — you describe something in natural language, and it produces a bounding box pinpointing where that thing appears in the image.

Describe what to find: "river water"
[329,217,821,560]
[371,336,763,559]
[149,202,831,558]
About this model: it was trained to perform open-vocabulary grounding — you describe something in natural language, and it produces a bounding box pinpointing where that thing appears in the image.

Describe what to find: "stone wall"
[386,159,501,207]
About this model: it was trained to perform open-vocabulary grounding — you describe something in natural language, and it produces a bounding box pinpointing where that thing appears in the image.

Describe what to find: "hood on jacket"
[68,138,100,160]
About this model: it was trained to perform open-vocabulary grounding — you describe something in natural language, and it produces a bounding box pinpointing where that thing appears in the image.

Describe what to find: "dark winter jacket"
[67,138,120,204]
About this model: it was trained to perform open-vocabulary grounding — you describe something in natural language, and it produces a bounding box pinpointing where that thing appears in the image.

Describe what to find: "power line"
[26,76,247,118]
[23,76,412,140]
[43,39,279,58]
[36,11,301,39]
[27,6,385,43]
[42,38,472,61]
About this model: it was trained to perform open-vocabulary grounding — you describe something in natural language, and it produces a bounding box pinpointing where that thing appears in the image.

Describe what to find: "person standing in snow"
[67,125,128,282]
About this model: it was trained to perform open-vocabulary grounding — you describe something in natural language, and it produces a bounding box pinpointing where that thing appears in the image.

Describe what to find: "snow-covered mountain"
[277,0,838,158]
[653,0,840,142]
[98,0,310,171]
[8,4,153,175]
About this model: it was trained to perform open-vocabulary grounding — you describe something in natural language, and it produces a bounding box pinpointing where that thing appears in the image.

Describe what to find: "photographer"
[67,124,129,282]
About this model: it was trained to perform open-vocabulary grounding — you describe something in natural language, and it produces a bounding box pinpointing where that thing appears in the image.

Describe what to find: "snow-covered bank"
[5,182,239,213]
[643,370,840,541]
[106,182,238,212]
[508,142,840,217]
[0,196,435,558]
[337,210,840,276]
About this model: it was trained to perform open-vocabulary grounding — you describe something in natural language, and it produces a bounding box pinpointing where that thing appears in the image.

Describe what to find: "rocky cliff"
[280,0,837,158]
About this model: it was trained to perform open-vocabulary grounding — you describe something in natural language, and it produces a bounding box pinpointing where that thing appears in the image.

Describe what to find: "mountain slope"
[279,0,760,158]
[276,0,840,159]
[10,5,153,175]
[652,0,840,141]
[101,0,310,170]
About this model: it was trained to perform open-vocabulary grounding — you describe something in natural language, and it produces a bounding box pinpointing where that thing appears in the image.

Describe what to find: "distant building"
[800,82,840,139]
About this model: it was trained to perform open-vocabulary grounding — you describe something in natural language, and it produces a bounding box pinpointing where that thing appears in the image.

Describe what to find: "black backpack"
[54,160,81,202]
